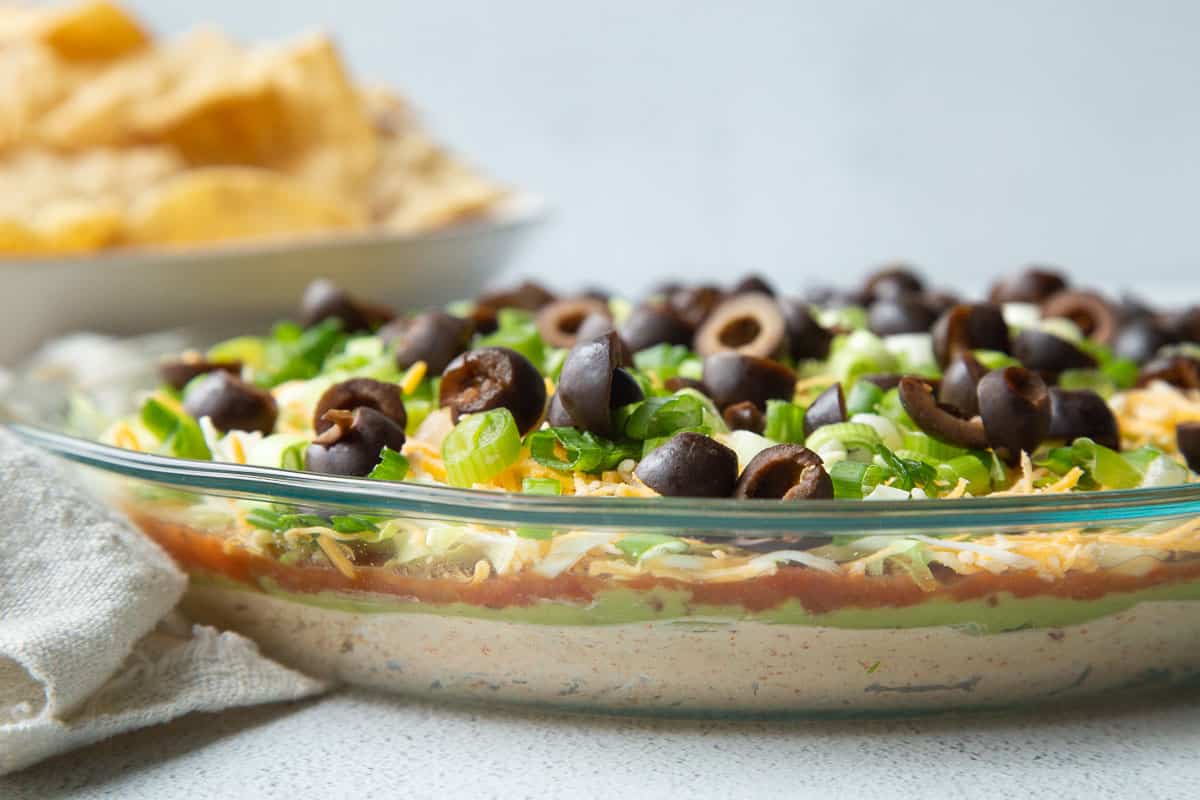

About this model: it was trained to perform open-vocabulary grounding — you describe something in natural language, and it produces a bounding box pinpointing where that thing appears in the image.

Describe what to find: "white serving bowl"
[0,193,545,365]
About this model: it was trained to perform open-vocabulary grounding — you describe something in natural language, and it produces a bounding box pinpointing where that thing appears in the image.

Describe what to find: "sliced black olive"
[664,376,708,394]
[574,311,615,342]
[803,286,870,309]
[1113,318,1174,365]
[1012,329,1096,378]
[669,285,725,330]
[556,332,642,436]
[702,352,796,410]
[620,301,693,353]
[731,274,776,296]
[780,300,834,361]
[722,401,765,434]
[867,295,936,336]
[922,290,960,317]
[299,279,394,332]
[387,312,474,375]
[535,297,612,349]
[305,407,407,477]
[694,293,787,358]
[1047,388,1120,451]
[160,356,241,392]
[931,303,1010,368]
[634,432,738,497]
[1167,307,1200,343]
[579,287,611,302]
[977,367,1051,463]
[182,371,277,435]
[802,383,846,438]
[939,353,988,418]
[988,266,1068,304]
[476,280,556,311]
[1177,422,1200,472]
[863,265,923,301]
[467,304,499,335]
[439,347,547,434]
[546,393,574,427]
[1137,355,1200,390]
[1041,290,1119,344]
[898,376,988,450]
[734,444,832,500]
[312,378,407,435]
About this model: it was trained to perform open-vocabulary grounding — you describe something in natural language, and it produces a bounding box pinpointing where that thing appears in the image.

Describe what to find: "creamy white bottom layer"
[182,584,1200,714]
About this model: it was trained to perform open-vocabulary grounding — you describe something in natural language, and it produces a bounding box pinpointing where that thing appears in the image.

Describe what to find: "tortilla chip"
[0,1,149,61]
[122,166,363,246]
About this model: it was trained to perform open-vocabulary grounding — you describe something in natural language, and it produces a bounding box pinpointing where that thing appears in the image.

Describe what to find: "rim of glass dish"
[12,423,1200,534]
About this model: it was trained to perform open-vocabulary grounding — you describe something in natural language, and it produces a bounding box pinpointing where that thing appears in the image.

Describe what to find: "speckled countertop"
[4,686,1199,799]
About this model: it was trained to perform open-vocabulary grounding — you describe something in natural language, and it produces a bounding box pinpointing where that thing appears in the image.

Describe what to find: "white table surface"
[4,684,1199,799]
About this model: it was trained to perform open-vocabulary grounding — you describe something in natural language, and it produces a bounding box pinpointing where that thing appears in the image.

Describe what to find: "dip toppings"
[97,271,1200,594]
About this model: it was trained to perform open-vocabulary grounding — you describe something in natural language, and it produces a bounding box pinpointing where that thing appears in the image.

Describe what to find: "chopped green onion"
[245,508,284,530]
[828,460,886,499]
[1122,446,1164,474]
[874,445,937,491]
[671,387,728,433]
[260,318,345,386]
[367,447,410,481]
[527,427,641,474]
[140,397,211,460]
[542,347,568,380]
[764,399,806,444]
[619,394,706,440]
[633,343,694,380]
[935,454,991,496]
[616,533,688,560]
[207,335,267,371]
[1069,437,1142,489]
[845,380,885,416]
[1056,368,1117,397]
[973,349,1020,370]
[902,431,969,462]
[876,387,916,428]
[1102,357,1139,390]
[330,515,379,534]
[828,330,898,383]
[403,399,433,435]
[522,477,563,495]
[475,309,545,366]
[517,478,563,539]
[441,408,523,487]
[805,422,882,454]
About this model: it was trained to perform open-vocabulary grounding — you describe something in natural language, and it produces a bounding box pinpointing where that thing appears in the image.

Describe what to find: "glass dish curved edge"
[11,423,1200,534]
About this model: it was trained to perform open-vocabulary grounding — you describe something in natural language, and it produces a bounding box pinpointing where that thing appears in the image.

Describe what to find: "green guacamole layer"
[189,572,1200,635]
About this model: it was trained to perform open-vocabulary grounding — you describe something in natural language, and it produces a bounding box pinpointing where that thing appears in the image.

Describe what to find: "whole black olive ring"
[634,432,739,497]
[439,347,548,435]
[312,378,407,435]
[183,371,277,435]
[867,295,935,336]
[556,331,644,436]
[1041,290,1119,344]
[976,366,1051,463]
[734,444,833,500]
[863,265,924,301]
[694,293,787,359]
[536,297,612,349]
[897,376,988,451]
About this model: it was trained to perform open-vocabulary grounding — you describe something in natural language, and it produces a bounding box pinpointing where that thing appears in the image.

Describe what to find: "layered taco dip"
[83,268,1200,713]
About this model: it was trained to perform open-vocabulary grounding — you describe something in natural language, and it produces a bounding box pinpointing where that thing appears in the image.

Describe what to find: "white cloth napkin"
[0,428,330,775]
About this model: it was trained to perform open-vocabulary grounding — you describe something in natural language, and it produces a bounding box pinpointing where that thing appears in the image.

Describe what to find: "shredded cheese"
[317,533,357,579]
[400,361,427,395]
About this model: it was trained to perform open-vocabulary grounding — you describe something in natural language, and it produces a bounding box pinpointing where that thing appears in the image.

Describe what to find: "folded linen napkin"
[0,427,330,775]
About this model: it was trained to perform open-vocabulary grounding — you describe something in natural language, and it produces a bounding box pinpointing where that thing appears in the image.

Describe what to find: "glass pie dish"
[8,410,1200,717]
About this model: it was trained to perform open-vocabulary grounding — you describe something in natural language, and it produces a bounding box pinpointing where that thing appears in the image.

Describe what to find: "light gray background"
[131,0,1200,298]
